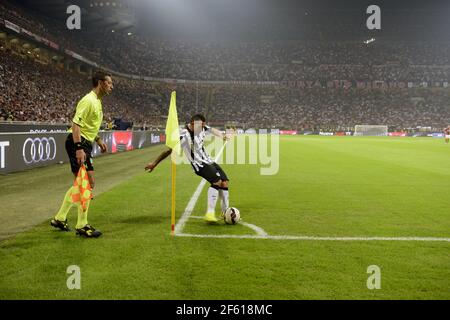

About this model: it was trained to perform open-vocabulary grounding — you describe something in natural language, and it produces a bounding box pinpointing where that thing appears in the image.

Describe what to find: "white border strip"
[175,233,450,242]
[189,215,268,236]
[173,179,207,234]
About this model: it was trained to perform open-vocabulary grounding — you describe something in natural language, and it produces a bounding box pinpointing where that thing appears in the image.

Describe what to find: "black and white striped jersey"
[179,124,214,172]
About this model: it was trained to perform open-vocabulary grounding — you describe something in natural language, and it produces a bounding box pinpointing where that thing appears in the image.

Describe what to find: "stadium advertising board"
[270,129,280,135]
[279,130,297,135]
[0,133,67,174]
[111,131,133,153]
[151,134,160,144]
[20,26,42,43]
[278,79,450,90]
[411,132,426,137]
[41,37,59,50]
[0,140,10,170]
[0,123,69,133]
[430,133,445,138]
[0,131,164,174]
[388,132,407,137]
[4,20,20,33]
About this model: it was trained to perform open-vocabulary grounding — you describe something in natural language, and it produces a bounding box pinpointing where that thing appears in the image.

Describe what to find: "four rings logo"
[22,137,57,164]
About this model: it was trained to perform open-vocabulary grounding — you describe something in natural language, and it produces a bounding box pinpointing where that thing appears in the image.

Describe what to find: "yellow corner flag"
[165,91,180,156]
[165,91,179,235]
[71,164,93,211]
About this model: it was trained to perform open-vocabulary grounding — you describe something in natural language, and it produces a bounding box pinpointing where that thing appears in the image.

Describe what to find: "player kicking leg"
[195,162,230,223]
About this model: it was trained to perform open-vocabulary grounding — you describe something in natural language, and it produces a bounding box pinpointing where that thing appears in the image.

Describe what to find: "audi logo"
[23,137,57,164]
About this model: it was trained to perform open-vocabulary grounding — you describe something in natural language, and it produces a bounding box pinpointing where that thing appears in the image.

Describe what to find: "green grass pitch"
[0,136,449,299]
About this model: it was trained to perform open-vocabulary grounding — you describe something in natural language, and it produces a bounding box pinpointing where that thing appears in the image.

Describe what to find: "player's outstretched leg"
[204,182,221,223]
[219,180,229,217]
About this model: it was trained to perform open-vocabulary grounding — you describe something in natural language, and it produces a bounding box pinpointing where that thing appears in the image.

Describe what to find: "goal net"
[354,125,388,136]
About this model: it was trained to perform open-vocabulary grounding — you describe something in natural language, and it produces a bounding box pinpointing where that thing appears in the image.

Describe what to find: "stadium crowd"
[100,33,450,82]
[0,49,160,124]
[3,1,450,83]
[1,1,450,131]
[2,46,450,131]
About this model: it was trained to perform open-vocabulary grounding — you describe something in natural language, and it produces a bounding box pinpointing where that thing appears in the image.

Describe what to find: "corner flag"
[165,91,179,235]
[165,91,180,157]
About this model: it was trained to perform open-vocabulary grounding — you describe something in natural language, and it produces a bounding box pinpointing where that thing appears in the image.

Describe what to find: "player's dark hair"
[92,70,112,87]
[190,114,206,123]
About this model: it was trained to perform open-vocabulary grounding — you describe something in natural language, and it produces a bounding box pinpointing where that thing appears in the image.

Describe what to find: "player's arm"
[145,148,172,172]
[210,127,230,141]
[72,123,86,165]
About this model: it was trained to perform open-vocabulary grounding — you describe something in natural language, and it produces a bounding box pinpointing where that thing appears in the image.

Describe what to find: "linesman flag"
[165,91,179,235]
[71,164,93,211]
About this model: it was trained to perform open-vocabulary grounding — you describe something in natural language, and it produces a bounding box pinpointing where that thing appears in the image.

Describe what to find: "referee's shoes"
[76,224,102,238]
[51,218,70,231]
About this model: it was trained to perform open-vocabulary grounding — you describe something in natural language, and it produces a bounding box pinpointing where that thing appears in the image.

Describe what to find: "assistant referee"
[51,70,113,238]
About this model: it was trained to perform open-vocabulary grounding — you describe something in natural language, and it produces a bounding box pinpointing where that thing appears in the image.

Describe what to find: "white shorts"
[446,135,450,139]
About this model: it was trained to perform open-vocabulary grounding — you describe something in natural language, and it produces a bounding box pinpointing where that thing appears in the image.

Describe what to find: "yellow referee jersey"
[69,90,103,142]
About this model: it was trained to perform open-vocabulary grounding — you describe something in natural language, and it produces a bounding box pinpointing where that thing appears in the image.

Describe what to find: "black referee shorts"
[66,133,94,174]
[195,162,229,184]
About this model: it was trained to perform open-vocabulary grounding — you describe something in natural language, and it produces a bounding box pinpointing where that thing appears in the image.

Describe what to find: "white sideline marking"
[174,142,450,243]
[174,143,228,235]
[241,221,268,237]
[189,215,268,237]
[176,233,450,242]
[173,179,207,234]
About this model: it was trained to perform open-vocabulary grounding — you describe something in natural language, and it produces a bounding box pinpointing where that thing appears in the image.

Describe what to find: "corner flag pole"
[165,91,179,236]
[171,160,176,236]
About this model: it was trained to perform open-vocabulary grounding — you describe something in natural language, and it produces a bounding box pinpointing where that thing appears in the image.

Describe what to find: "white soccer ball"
[224,207,240,225]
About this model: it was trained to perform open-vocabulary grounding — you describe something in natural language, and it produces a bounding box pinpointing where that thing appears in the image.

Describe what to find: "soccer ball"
[224,207,240,225]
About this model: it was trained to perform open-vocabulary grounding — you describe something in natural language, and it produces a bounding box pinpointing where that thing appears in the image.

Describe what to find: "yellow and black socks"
[55,186,92,229]
[75,200,91,229]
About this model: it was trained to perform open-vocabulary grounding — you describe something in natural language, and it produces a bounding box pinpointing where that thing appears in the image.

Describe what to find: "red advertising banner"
[279,130,297,135]
[388,132,407,137]
[111,131,133,153]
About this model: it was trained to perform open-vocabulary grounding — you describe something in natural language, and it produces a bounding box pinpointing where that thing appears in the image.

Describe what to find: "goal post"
[354,125,388,136]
